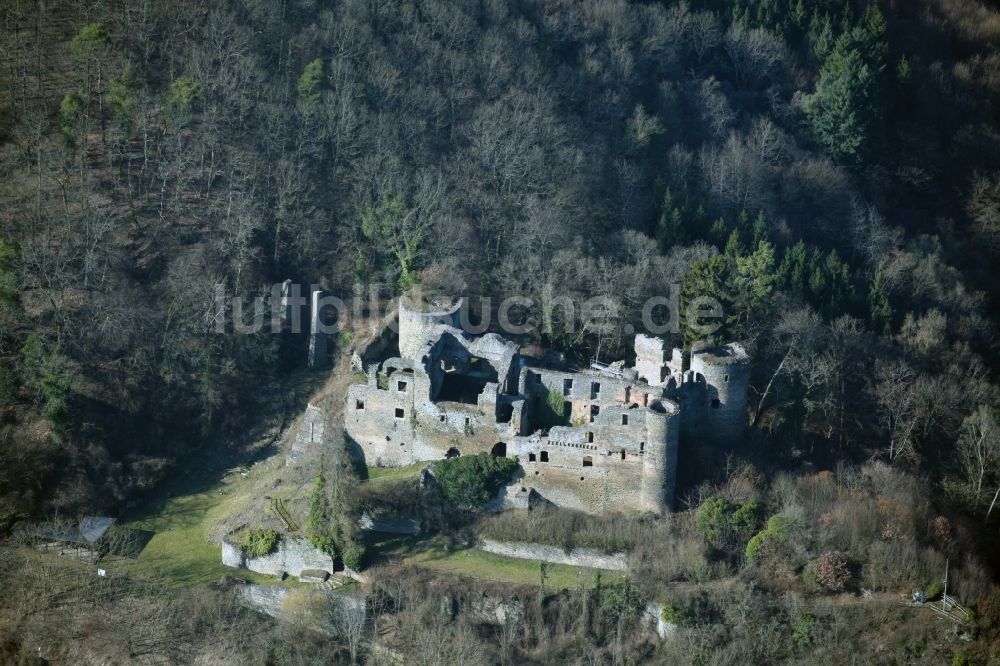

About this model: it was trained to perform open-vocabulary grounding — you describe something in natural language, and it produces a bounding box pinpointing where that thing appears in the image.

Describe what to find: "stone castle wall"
[222,536,334,579]
[478,539,628,571]
[342,297,750,516]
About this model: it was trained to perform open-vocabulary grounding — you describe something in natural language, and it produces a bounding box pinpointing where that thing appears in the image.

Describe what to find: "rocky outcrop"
[643,603,677,640]
[358,512,422,535]
[285,404,326,466]
[233,583,366,637]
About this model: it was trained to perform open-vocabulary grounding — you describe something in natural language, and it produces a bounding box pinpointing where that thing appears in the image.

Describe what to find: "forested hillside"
[4,0,1000,655]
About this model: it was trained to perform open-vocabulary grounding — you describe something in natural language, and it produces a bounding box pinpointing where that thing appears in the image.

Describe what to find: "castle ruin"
[344,297,749,515]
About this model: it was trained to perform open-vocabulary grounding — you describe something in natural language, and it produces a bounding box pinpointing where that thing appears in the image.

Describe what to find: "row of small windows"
[528,449,630,465]
[356,401,477,425]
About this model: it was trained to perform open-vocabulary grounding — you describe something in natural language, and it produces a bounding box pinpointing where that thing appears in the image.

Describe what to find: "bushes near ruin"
[696,495,763,546]
[242,529,281,558]
[434,452,519,510]
[745,515,794,562]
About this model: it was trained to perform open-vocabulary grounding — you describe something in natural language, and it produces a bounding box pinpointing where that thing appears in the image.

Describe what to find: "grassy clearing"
[362,461,427,483]
[113,477,281,588]
[370,534,624,590]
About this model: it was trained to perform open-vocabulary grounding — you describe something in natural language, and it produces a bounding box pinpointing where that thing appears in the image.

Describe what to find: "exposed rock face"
[285,403,326,466]
[644,603,677,640]
[478,539,628,571]
[233,583,366,637]
[358,512,422,535]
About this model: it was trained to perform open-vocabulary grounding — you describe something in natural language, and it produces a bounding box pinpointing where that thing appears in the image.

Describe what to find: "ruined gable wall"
[509,435,647,513]
[505,395,678,514]
[521,367,664,424]
[345,374,419,467]
[346,365,519,467]
[634,333,670,385]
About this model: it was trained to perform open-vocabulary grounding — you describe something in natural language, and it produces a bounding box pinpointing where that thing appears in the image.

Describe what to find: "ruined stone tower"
[397,295,463,360]
[689,342,750,444]
[639,398,680,513]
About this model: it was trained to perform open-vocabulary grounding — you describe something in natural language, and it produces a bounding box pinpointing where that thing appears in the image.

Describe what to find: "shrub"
[58,92,86,143]
[434,452,519,510]
[745,530,768,561]
[307,471,337,555]
[745,515,794,561]
[70,22,108,57]
[660,601,693,626]
[792,612,815,648]
[601,580,644,621]
[166,77,202,114]
[697,497,733,542]
[951,648,974,666]
[731,498,762,533]
[20,335,72,429]
[811,551,851,592]
[342,541,365,571]
[801,567,820,589]
[242,529,281,558]
[535,388,568,429]
[297,58,325,105]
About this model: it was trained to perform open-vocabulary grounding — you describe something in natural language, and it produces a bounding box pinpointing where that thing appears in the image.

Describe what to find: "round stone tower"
[640,398,680,513]
[397,295,463,360]
[689,342,750,444]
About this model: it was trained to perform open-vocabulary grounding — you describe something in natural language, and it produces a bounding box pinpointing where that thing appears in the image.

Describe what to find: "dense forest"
[4,0,1000,662]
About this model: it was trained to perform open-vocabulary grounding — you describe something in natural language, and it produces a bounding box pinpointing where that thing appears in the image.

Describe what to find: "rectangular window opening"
[355,400,365,410]
[590,405,599,422]
[591,381,601,399]
[528,453,536,462]
[397,380,407,391]
[583,456,593,467]
[540,451,549,463]
[395,407,405,418]
[621,414,628,426]
[563,378,573,396]
[587,431,594,443]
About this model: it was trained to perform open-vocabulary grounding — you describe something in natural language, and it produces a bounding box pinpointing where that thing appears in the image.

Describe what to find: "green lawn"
[362,461,427,483]
[371,534,625,590]
[99,368,337,589]
[112,474,296,589]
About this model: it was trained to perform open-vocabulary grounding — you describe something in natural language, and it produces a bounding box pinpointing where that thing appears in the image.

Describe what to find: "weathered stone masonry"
[344,297,749,515]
